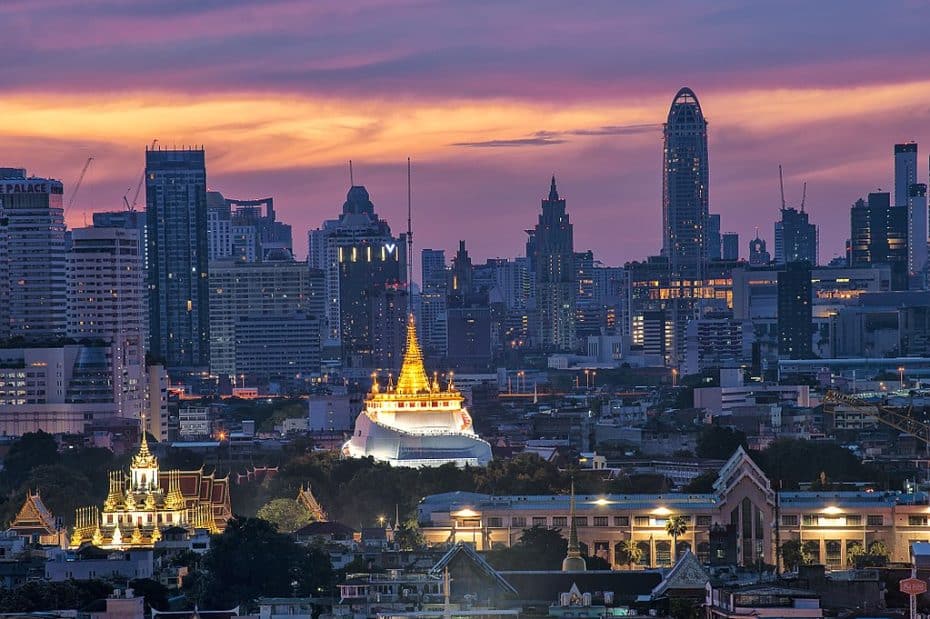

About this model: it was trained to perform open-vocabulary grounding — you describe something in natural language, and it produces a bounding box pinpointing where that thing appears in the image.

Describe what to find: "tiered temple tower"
[70,428,232,549]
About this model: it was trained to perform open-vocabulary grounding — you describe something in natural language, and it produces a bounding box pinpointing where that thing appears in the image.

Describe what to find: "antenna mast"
[800,181,807,212]
[349,160,354,186]
[778,164,786,210]
[407,157,413,288]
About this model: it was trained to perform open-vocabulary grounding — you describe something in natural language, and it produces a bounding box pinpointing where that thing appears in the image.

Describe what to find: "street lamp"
[671,368,678,387]
[378,515,386,528]
[899,367,906,388]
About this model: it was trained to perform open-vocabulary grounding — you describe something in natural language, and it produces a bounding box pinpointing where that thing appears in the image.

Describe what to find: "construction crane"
[123,138,158,211]
[67,156,94,213]
[823,390,930,446]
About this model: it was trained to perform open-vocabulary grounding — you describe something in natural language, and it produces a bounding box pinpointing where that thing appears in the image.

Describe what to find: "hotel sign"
[900,578,927,595]
[0,179,52,194]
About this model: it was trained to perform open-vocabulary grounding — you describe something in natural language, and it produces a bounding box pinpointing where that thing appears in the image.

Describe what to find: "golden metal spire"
[132,414,158,469]
[394,314,430,395]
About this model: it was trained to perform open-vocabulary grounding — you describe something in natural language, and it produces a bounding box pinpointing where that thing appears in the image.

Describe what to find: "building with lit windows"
[342,315,492,467]
[70,432,231,549]
[417,448,930,569]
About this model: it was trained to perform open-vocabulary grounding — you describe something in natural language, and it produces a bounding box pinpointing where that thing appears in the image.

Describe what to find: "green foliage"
[0,579,112,613]
[696,425,748,459]
[755,439,871,489]
[127,578,170,612]
[845,541,865,568]
[669,597,703,619]
[256,498,314,533]
[486,526,568,570]
[394,519,426,550]
[780,539,809,571]
[2,430,60,488]
[610,473,673,494]
[666,515,688,540]
[197,516,334,610]
[681,471,717,493]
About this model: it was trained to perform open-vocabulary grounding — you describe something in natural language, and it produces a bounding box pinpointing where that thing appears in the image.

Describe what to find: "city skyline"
[4,1,930,265]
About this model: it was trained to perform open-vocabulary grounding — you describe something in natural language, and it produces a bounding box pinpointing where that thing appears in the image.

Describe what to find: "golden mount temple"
[70,426,232,549]
[342,314,492,468]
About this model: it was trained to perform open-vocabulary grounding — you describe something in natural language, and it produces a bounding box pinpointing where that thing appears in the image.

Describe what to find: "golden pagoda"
[342,315,492,467]
[69,419,232,549]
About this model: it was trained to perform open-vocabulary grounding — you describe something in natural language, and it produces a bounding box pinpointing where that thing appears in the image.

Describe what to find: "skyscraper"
[68,226,146,419]
[775,206,818,266]
[144,148,210,369]
[849,192,909,290]
[706,213,721,261]
[663,87,709,278]
[721,233,739,261]
[748,233,771,266]
[894,142,918,208]
[308,185,407,360]
[420,249,448,359]
[533,177,576,351]
[909,183,928,279]
[777,261,812,359]
[0,168,67,340]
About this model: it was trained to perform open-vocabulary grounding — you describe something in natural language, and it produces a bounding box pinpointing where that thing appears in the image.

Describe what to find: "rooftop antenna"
[407,157,413,288]
[778,164,786,210]
[800,181,807,212]
[349,160,354,186]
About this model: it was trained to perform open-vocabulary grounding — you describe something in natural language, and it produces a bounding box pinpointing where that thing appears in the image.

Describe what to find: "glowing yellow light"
[822,506,842,515]
[593,498,611,506]
[452,508,479,518]
[652,507,672,516]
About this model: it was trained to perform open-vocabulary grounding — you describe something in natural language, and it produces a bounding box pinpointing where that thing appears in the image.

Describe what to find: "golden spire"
[562,480,587,571]
[132,415,158,469]
[394,314,430,395]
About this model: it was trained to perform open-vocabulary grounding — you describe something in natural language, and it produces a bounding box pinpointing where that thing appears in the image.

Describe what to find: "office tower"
[449,240,475,303]
[206,191,233,261]
[895,142,918,208]
[777,261,812,359]
[706,213,721,261]
[721,233,739,261]
[775,207,818,266]
[748,233,771,266]
[209,256,324,383]
[663,87,709,278]
[533,177,576,350]
[68,226,147,419]
[145,148,210,370]
[308,185,407,358]
[849,192,909,290]
[420,249,448,359]
[908,183,928,279]
[0,168,67,340]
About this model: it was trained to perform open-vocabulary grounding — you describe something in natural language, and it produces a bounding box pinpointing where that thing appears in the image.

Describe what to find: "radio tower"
[407,157,413,288]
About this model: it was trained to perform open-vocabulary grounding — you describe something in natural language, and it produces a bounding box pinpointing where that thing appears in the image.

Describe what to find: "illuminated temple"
[70,430,232,549]
[342,315,492,468]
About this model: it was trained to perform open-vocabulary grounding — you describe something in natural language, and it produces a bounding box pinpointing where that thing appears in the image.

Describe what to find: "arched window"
[656,540,672,566]
[697,541,711,563]
[637,541,651,566]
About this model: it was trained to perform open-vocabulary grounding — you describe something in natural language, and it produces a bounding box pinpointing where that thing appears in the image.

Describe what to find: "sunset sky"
[4,0,930,266]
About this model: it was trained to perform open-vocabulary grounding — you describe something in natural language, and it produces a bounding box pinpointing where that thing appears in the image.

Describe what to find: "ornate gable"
[651,550,710,597]
[9,492,57,535]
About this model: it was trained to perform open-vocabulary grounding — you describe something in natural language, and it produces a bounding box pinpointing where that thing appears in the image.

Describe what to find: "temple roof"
[9,492,57,535]
[132,420,158,469]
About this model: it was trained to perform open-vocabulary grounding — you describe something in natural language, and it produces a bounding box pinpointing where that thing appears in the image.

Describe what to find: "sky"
[4,0,930,267]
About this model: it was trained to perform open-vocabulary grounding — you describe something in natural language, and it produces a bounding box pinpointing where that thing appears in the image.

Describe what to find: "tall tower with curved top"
[663,87,709,279]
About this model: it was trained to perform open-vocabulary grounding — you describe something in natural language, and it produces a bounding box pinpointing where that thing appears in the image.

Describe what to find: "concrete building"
[894,142,918,209]
[849,192,909,290]
[68,226,147,420]
[683,314,745,375]
[0,168,67,340]
[775,207,818,266]
[208,256,323,383]
[721,233,739,261]
[419,248,448,359]
[418,447,930,569]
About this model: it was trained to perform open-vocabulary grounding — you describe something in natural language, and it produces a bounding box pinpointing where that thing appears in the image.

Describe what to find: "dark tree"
[2,431,60,489]
[681,471,718,493]
[199,516,333,609]
[696,425,747,459]
[487,526,568,570]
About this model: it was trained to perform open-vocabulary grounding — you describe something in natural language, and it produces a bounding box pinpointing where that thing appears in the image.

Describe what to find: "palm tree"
[665,515,689,564]
[617,539,643,570]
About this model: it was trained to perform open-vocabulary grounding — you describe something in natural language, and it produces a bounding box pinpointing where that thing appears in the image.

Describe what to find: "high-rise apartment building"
[777,261,812,359]
[207,191,292,263]
[721,233,739,261]
[308,185,407,360]
[775,207,818,266]
[533,177,576,351]
[209,256,324,383]
[420,249,448,359]
[849,192,909,290]
[0,168,67,340]
[706,213,721,261]
[68,227,147,419]
[145,148,210,370]
[663,88,709,278]
[909,183,928,279]
[894,142,918,208]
